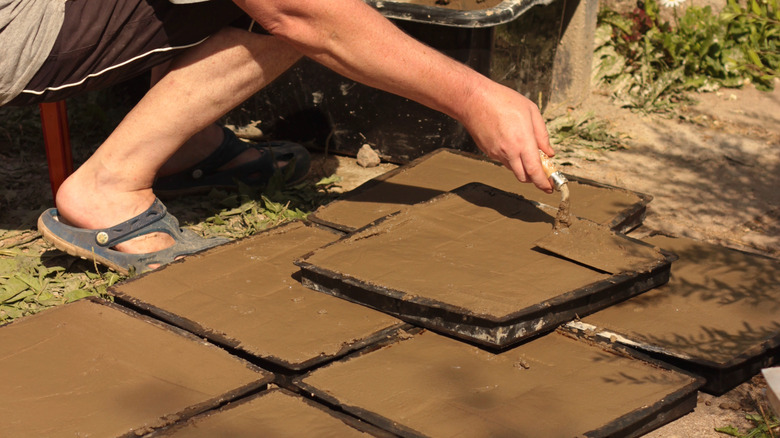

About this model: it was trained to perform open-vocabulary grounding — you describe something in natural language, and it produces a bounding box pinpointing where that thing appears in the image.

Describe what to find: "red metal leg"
[39,101,73,199]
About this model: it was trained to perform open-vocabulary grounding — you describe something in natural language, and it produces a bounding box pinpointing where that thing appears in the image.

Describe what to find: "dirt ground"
[319,80,780,436]
[559,82,780,258]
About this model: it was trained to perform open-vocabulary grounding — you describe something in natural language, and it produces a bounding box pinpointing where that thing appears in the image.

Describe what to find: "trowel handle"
[539,150,568,191]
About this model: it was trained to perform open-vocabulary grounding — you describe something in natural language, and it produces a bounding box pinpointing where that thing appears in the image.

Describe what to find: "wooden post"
[39,101,73,199]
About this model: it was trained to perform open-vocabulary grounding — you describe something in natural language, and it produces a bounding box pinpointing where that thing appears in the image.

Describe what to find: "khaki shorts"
[8,0,247,106]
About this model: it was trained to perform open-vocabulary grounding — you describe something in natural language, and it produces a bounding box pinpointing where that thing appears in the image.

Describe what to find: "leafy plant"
[196,174,341,239]
[594,0,779,112]
[716,410,780,437]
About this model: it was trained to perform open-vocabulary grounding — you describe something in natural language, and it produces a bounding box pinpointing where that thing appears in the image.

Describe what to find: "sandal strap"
[191,127,255,176]
[152,129,310,197]
[121,228,226,274]
[95,198,167,248]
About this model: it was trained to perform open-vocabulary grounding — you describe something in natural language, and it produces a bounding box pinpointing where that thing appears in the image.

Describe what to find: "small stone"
[227,123,264,140]
[396,329,414,340]
[357,144,381,168]
[513,358,530,370]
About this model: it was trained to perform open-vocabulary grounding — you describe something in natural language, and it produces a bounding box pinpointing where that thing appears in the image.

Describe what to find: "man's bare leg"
[54,27,301,254]
[149,63,264,178]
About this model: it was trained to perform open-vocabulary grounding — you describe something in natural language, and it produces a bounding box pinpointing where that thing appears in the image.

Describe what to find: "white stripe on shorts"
[20,37,209,96]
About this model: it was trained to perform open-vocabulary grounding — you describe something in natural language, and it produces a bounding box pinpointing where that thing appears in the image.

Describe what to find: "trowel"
[534,151,664,274]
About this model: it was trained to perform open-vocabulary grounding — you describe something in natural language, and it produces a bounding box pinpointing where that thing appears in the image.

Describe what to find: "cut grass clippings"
[0,236,119,323]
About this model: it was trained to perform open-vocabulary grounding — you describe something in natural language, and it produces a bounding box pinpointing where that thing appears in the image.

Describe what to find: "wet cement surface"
[0,299,267,437]
[158,389,371,437]
[581,235,780,365]
[536,216,666,274]
[304,184,611,318]
[300,330,698,438]
[112,222,403,369]
[311,149,643,232]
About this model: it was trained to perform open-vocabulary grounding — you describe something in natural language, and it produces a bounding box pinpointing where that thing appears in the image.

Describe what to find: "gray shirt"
[0,0,65,106]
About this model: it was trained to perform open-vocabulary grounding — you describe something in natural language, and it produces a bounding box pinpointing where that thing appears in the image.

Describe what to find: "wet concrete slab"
[298,183,673,348]
[310,148,649,233]
[296,329,702,438]
[569,235,780,394]
[154,388,382,437]
[111,221,405,371]
[0,299,269,437]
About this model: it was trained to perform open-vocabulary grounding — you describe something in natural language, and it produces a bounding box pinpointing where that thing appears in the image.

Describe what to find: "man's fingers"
[507,156,527,183]
[531,108,555,158]
[507,152,553,193]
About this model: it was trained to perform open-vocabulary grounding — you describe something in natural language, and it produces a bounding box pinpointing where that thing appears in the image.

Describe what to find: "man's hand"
[460,80,555,193]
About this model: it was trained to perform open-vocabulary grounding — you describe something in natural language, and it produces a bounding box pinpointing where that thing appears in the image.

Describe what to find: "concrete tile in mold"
[310,149,647,232]
[297,330,700,438]
[111,221,404,370]
[0,299,269,437]
[571,234,780,394]
[298,184,672,347]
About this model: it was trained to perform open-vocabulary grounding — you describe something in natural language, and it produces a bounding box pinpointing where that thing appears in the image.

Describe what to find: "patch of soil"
[556,81,780,258]
[645,374,772,438]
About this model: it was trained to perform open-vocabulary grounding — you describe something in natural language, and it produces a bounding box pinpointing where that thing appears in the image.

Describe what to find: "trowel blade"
[535,218,665,274]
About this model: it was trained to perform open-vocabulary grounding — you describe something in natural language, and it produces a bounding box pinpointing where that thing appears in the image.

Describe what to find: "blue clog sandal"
[37,198,229,275]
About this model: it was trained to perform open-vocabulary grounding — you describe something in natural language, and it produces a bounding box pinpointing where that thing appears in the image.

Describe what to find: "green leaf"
[0,258,19,276]
[747,47,764,66]
[64,289,94,303]
[750,0,763,15]
[0,305,24,320]
[714,425,741,436]
[105,273,120,287]
[315,175,342,187]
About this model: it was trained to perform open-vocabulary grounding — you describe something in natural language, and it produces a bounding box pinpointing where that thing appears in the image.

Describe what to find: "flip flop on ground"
[153,127,311,198]
[37,198,229,276]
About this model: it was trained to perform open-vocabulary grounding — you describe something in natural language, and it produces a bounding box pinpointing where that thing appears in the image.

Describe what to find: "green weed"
[716,410,780,437]
[594,0,779,113]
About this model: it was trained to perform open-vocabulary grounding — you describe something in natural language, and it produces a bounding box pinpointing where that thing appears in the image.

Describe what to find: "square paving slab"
[297,183,673,348]
[569,235,780,394]
[296,330,701,438]
[0,299,270,437]
[111,221,405,371]
[154,388,385,437]
[310,148,650,233]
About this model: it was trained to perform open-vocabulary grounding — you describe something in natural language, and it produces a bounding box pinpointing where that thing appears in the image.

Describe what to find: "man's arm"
[233,0,555,192]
